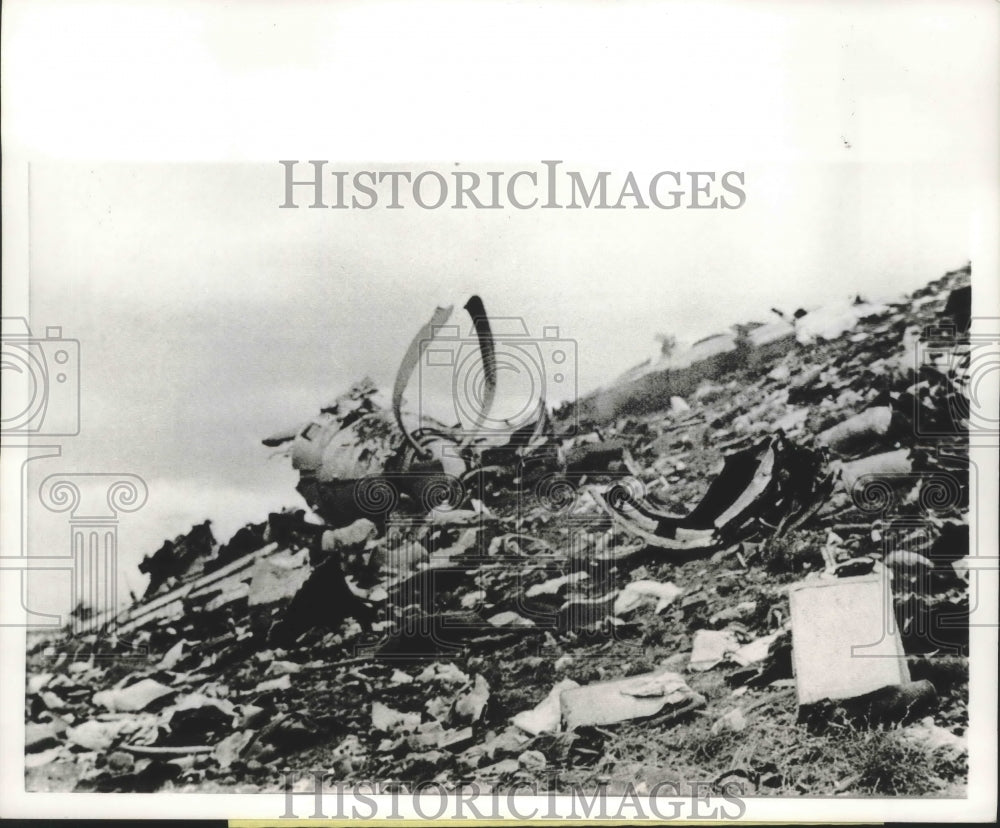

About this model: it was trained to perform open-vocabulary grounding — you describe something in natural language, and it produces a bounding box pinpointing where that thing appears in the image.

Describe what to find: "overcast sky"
[4,0,996,619]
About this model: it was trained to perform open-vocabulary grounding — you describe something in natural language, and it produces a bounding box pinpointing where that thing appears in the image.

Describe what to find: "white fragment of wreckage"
[66,719,131,751]
[710,708,748,735]
[92,678,175,713]
[729,629,784,667]
[265,660,303,676]
[371,702,422,732]
[164,692,236,718]
[901,716,968,755]
[836,448,913,492]
[794,298,891,344]
[689,627,783,671]
[613,579,682,615]
[518,749,547,771]
[256,674,292,693]
[247,547,310,607]
[688,629,741,672]
[28,673,54,695]
[511,678,580,736]
[213,730,256,770]
[789,575,909,706]
[322,519,379,554]
[486,611,535,627]
[525,571,589,598]
[157,639,186,671]
[416,662,470,685]
[670,395,691,414]
[25,747,65,769]
[453,674,491,722]
[26,720,64,753]
[560,669,704,729]
[459,588,487,608]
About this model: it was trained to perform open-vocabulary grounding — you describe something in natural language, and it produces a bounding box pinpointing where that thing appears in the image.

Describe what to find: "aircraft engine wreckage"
[262,296,558,529]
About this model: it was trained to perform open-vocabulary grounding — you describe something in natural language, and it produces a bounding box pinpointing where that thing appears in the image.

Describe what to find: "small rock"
[107,751,135,773]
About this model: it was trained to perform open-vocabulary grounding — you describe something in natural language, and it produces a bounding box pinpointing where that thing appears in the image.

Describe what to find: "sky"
[3,0,997,621]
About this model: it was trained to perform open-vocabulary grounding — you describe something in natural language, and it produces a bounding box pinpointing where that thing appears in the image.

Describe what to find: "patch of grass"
[761,530,826,576]
[851,728,956,795]
[572,689,967,798]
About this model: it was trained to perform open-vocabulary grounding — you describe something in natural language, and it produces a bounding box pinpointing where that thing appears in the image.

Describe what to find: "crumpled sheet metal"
[292,409,401,482]
[598,435,829,551]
